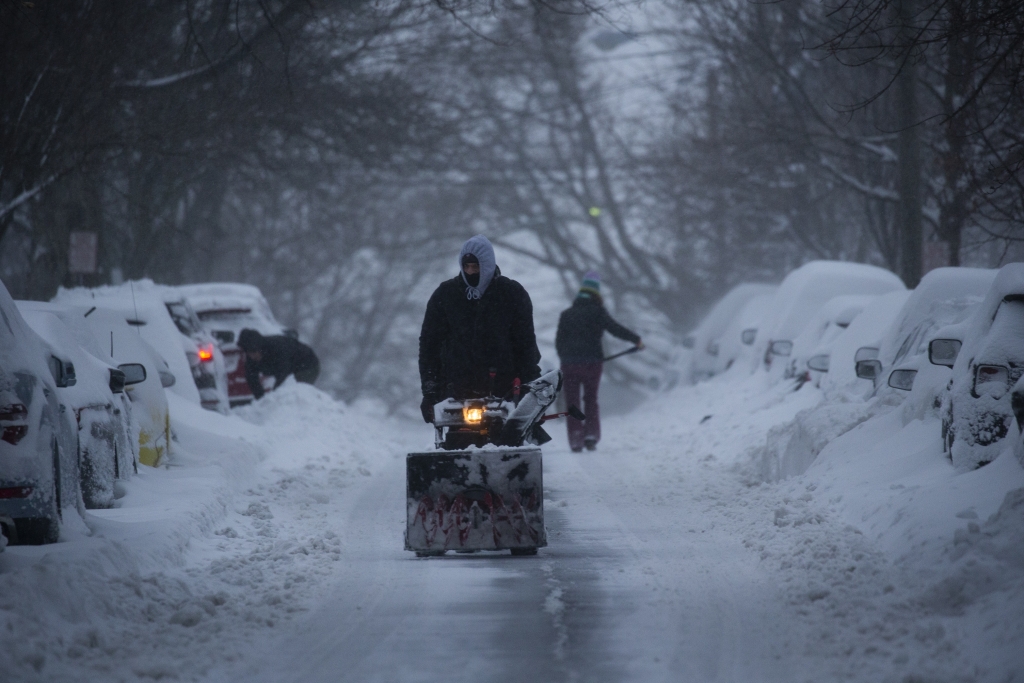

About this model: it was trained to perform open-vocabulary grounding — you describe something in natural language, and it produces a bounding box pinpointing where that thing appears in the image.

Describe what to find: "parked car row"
[684,261,1024,471]
[1,277,294,546]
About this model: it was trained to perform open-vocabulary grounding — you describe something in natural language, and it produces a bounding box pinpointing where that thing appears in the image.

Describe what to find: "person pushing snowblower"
[406,235,576,557]
[418,234,542,425]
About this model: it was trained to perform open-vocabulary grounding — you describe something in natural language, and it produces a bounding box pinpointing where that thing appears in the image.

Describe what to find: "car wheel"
[510,547,538,556]
[80,443,114,509]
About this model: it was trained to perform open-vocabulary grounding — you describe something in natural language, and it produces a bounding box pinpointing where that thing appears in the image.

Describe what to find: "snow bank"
[756,260,905,375]
[0,382,408,682]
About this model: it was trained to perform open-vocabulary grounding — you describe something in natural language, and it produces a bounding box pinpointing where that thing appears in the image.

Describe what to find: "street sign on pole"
[68,231,98,274]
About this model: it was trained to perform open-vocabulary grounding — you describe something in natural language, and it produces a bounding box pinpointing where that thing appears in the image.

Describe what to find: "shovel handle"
[603,346,642,362]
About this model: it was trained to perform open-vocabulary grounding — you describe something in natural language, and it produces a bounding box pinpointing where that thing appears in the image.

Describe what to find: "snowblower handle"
[603,346,642,362]
[541,405,586,422]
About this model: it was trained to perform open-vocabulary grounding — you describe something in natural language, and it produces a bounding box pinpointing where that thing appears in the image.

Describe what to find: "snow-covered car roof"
[0,281,55,391]
[878,266,997,370]
[16,305,119,409]
[53,283,201,404]
[949,263,1024,370]
[762,261,906,345]
[175,282,285,337]
[819,290,911,400]
[790,294,878,367]
[688,283,777,378]
[711,290,778,376]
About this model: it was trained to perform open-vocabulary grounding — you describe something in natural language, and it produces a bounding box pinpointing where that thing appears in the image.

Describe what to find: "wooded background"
[2,0,1022,404]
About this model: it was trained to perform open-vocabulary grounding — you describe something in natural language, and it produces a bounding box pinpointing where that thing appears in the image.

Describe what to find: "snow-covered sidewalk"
[2,375,1022,682]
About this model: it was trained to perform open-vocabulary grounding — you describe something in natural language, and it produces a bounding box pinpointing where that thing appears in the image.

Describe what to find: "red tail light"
[0,486,33,499]
[198,344,215,362]
[2,426,28,445]
[0,404,28,445]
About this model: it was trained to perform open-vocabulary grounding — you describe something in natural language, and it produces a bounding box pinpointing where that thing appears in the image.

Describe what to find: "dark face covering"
[462,254,481,287]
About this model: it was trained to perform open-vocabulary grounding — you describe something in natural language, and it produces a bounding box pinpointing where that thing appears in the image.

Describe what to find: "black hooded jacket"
[555,296,640,364]
[243,334,320,399]
[419,270,542,400]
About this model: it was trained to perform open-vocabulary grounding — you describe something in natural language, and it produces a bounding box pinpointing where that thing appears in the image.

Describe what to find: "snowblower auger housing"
[405,370,562,556]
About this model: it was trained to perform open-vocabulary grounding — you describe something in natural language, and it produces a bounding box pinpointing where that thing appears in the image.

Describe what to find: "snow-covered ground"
[2,370,1022,682]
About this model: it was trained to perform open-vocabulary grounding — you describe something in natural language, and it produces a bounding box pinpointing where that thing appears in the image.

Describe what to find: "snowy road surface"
[3,378,1023,682]
[212,443,803,683]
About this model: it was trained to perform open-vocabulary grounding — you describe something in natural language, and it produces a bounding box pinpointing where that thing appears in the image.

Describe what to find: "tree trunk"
[897,0,923,287]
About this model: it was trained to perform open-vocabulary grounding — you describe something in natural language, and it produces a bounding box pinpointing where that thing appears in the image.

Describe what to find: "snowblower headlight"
[463,406,484,423]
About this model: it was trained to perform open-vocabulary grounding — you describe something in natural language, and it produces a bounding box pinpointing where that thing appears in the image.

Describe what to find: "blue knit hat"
[579,270,601,297]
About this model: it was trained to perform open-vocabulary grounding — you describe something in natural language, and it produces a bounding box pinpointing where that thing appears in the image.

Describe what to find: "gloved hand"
[420,394,437,423]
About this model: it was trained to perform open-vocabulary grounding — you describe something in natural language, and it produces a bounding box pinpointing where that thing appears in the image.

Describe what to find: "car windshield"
[165,302,202,336]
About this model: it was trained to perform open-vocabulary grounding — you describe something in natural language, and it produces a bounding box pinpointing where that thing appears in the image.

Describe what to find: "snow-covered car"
[74,306,174,467]
[683,283,776,383]
[787,294,876,382]
[758,261,906,378]
[162,295,230,412]
[54,280,227,412]
[707,288,778,376]
[931,263,1024,470]
[816,290,911,400]
[17,303,143,507]
[176,283,293,406]
[857,267,997,408]
[0,280,82,545]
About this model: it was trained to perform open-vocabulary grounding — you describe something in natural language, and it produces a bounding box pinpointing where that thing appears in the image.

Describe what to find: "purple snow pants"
[561,362,603,451]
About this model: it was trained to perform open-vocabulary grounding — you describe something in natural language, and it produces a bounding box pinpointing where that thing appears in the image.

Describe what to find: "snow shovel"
[603,345,642,362]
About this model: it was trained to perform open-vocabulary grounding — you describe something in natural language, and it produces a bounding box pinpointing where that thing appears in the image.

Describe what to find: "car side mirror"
[49,355,77,388]
[854,346,879,363]
[807,354,830,373]
[768,340,793,357]
[928,339,962,367]
[856,359,883,381]
[118,363,147,386]
[159,370,176,388]
[887,368,917,391]
[283,328,299,340]
[741,328,756,345]
[108,368,126,393]
[682,335,696,350]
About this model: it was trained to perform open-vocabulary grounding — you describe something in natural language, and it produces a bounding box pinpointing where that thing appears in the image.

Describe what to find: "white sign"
[68,231,98,274]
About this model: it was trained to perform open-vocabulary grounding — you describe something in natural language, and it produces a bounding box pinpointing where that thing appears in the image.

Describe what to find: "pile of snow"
[0,382,414,681]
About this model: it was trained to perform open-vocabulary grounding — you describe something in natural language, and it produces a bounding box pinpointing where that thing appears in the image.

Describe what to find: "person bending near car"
[237,328,320,400]
[555,271,643,452]
[418,234,542,422]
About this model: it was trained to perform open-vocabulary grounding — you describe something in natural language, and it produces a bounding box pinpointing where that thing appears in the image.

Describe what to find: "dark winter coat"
[245,335,320,399]
[555,296,640,364]
[419,270,542,400]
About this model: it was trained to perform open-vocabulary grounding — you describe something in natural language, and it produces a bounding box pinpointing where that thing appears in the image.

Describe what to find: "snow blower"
[405,369,582,557]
